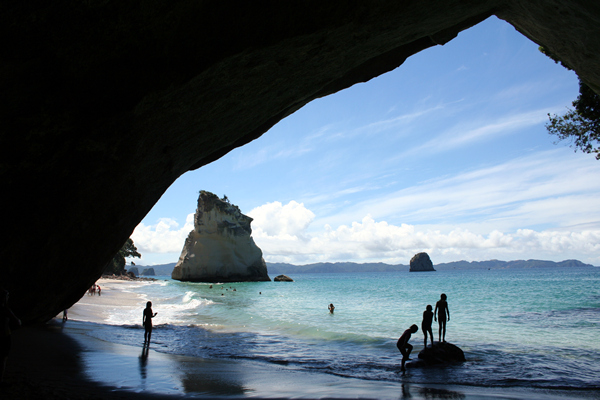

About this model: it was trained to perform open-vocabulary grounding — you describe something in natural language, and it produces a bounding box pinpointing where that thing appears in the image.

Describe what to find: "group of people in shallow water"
[87,284,101,296]
[139,292,449,374]
[328,294,449,372]
[396,293,450,371]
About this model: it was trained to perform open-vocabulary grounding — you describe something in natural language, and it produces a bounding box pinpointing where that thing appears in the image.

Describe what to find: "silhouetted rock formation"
[408,342,466,368]
[127,267,140,277]
[3,2,600,323]
[274,275,294,282]
[141,268,156,276]
[410,253,436,272]
[171,191,270,283]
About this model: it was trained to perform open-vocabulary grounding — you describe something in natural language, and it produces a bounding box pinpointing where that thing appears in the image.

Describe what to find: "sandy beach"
[2,278,597,400]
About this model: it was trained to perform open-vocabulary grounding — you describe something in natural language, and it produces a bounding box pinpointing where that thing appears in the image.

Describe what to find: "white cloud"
[249,211,600,265]
[133,149,600,266]
[401,108,553,157]
[132,214,194,254]
[248,201,315,238]
[316,150,600,232]
[131,200,600,266]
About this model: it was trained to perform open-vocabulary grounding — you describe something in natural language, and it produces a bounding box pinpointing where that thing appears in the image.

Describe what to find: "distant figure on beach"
[434,293,450,342]
[142,301,158,343]
[62,308,68,322]
[397,324,418,372]
[328,303,335,313]
[97,285,101,296]
[0,288,21,383]
[421,305,434,347]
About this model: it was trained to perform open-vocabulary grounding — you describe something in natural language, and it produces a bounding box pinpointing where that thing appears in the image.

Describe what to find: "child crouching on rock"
[397,324,418,372]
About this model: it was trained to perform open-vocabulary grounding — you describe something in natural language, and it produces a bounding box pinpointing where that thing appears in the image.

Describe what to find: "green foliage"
[104,238,141,275]
[540,47,600,159]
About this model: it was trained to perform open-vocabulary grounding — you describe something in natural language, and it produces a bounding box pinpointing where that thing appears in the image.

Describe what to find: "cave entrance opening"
[132,16,585,270]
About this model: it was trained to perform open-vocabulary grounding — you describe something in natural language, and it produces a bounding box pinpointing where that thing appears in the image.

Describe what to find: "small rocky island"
[274,274,294,282]
[171,191,271,283]
[409,252,436,272]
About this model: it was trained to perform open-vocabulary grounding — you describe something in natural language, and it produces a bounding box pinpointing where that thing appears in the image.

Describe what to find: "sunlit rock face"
[172,191,270,282]
[3,1,600,323]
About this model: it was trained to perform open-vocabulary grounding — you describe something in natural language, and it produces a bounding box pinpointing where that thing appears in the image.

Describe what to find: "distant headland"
[136,259,596,277]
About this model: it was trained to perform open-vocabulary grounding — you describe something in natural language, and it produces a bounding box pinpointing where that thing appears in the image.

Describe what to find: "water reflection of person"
[139,344,149,382]
[397,324,418,372]
[434,293,450,342]
[143,301,157,343]
[328,303,335,313]
[421,305,434,347]
[0,288,21,384]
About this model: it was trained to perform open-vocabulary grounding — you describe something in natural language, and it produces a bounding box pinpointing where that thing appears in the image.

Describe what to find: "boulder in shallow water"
[274,274,294,282]
[408,342,465,368]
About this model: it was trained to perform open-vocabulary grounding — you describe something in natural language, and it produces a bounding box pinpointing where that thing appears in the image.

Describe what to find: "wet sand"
[2,279,596,399]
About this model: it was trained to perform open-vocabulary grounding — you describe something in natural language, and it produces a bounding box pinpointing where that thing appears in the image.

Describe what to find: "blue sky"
[132,17,600,266]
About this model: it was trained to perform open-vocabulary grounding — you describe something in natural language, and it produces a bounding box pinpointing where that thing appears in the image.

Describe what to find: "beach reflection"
[138,344,149,382]
[178,358,246,396]
[400,383,466,399]
[71,322,248,396]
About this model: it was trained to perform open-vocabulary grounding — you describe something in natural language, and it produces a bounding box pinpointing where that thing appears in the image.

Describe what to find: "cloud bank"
[131,151,600,267]
[246,202,600,265]
[131,200,600,266]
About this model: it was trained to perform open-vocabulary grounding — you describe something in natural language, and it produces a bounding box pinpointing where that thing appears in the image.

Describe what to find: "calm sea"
[86,267,600,392]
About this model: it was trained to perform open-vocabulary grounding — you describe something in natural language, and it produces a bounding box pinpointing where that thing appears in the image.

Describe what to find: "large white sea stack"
[171,191,270,282]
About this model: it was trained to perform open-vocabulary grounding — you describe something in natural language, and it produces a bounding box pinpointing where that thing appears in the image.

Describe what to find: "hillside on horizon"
[137,259,596,276]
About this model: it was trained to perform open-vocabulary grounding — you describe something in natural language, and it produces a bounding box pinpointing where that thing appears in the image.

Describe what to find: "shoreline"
[3,279,598,399]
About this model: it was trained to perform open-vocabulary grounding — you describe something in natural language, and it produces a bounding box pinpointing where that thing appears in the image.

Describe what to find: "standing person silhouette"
[143,301,157,344]
[397,324,418,372]
[421,305,434,347]
[328,303,335,313]
[434,293,450,342]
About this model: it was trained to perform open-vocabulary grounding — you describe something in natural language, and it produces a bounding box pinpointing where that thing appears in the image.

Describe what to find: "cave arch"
[2,1,600,323]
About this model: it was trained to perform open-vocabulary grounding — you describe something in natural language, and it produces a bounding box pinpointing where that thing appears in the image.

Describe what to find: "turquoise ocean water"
[87,267,600,393]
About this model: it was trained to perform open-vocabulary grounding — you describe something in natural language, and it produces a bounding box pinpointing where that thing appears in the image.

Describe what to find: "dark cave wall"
[1,0,599,323]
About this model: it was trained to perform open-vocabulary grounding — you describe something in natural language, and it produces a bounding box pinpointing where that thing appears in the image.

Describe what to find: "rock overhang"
[2,0,600,323]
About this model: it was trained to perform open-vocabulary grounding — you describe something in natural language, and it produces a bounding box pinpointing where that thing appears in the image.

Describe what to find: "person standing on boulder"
[143,301,157,344]
[422,304,434,347]
[434,293,450,342]
[397,324,418,372]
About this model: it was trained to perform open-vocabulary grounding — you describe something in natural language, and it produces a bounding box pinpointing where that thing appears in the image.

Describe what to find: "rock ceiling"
[2,0,599,322]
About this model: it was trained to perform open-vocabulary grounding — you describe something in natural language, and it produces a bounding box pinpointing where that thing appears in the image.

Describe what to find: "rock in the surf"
[274,274,294,282]
[171,191,270,283]
[409,252,436,272]
[408,341,465,368]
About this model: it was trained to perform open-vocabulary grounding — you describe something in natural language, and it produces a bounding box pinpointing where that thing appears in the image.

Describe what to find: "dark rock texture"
[127,267,140,277]
[141,268,156,277]
[408,342,466,368]
[2,1,600,323]
[274,275,294,282]
[410,253,436,272]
